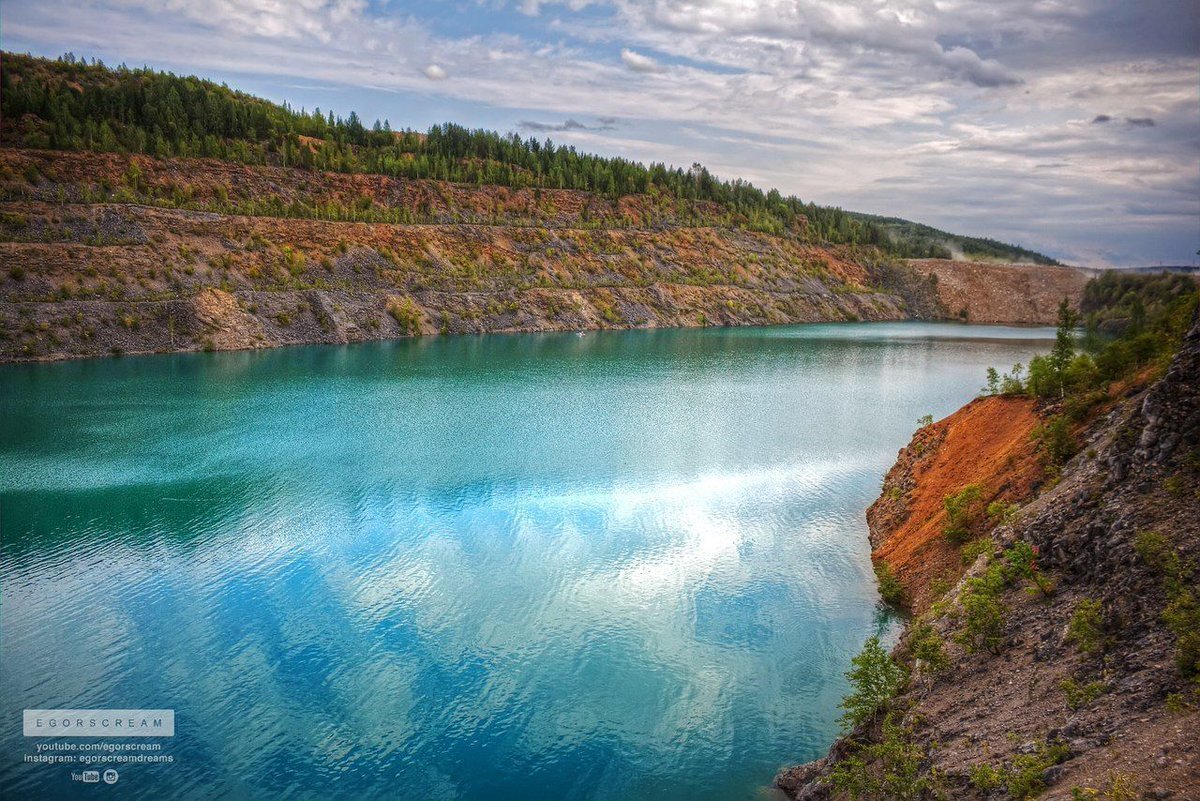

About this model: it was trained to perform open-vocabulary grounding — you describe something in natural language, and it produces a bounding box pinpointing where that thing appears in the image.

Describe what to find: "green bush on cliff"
[827,712,941,800]
[1060,676,1107,710]
[969,740,1070,800]
[874,561,907,608]
[387,297,424,335]
[1066,598,1105,654]
[838,636,908,733]
[907,621,949,674]
[961,537,996,566]
[986,499,1020,527]
[957,578,1007,655]
[1003,540,1055,597]
[943,483,984,543]
[1033,415,1076,471]
[1134,530,1200,677]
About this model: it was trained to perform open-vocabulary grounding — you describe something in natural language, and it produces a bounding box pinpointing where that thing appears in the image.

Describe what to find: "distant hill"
[849,213,1061,265]
[0,51,1056,264]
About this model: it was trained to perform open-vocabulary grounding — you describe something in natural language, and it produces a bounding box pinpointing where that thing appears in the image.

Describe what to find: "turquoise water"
[0,322,1055,800]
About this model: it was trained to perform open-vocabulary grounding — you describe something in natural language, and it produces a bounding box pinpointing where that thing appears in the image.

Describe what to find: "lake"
[0,322,1055,800]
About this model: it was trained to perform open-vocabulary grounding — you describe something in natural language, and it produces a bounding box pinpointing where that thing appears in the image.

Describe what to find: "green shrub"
[961,538,996,566]
[1066,598,1105,654]
[281,246,305,276]
[1034,415,1076,469]
[874,561,906,608]
[943,484,984,543]
[1133,531,1186,587]
[908,621,949,674]
[387,297,424,335]
[954,542,1047,654]
[957,577,1007,654]
[1003,540,1055,597]
[1006,741,1070,799]
[968,762,1005,791]
[986,499,1020,527]
[838,636,907,733]
[827,712,939,800]
[1060,677,1106,709]
[1162,591,1200,677]
[970,740,1069,799]
[1164,692,1191,714]
[1134,531,1200,677]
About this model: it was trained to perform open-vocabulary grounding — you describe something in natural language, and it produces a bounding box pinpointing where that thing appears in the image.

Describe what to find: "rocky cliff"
[0,149,950,362]
[911,259,1092,325]
[0,148,1088,363]
[867,395,1047,614]
[777,312,1200,799]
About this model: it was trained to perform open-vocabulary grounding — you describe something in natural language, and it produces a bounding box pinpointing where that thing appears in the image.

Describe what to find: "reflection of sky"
[0,323,1057,801]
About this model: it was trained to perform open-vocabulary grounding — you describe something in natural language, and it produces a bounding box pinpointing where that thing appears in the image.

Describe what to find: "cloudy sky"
[2,0,1198,266]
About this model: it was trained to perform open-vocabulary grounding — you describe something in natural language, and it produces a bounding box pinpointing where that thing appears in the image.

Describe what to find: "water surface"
[0,322,1054,800]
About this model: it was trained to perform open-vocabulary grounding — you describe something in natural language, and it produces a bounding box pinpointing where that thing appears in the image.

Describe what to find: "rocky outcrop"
[0,148,1091,363]
[911,259,1092,325]
[777,311,1200,800]
[868,396,1045,613]
[0,205,914,361]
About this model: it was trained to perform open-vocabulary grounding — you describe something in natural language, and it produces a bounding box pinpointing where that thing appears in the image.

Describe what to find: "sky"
[2,0,1198,267]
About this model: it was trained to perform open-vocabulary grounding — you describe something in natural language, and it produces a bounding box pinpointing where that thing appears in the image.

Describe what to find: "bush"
[874,561,906,608]
[1034,415,1076,469]
[957,577,1007,654]
[1163,592,1200,678]
[986,499,1020,526]
[1004,540,1054,597]
[1067,598,1105,654]
[969,740,1069,799]
[908,621,949,674]
[281,246,305,276]
[1060,677,1106,710]
[943,484,984,543]
[961,537,996,566]
[827,712,939,800]
[1134,531,1200,677]
[954,541,1047,654]
[1006,741,1070,799]
[968,762,1006,792]
[838,636,908,733]
[387,296,425,335]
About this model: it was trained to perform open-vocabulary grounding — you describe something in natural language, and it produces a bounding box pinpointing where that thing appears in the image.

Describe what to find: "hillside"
[911,260,1093,325]
[0,52,1087,363]
[0,51,1058,261]
[853,214,1062,265]
[0,149,950,361]
[776,302,1200,799]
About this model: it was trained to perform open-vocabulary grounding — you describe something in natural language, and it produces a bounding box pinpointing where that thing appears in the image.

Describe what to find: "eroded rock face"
[0,196,915,362]
[867,396,1044,614]
[910,259,1092,325]
[1134,315,1200,467]
[0,147,1084,363]
[190,287,264,350]
[778,310,1200,800]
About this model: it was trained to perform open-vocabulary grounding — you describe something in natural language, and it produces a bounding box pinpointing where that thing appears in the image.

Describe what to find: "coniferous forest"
[0,52,1058,263]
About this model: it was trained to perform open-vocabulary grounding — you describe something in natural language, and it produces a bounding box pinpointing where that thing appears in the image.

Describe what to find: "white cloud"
[620,47,663,73]
[1,0,1196,265]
